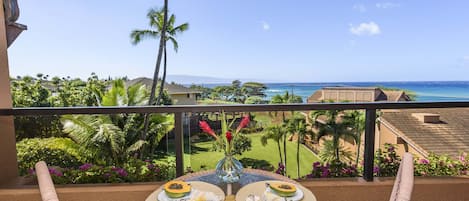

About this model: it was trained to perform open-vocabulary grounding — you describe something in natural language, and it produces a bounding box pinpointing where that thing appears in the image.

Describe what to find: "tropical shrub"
[304,161,359,178]
[29,159,176,184]
[17,137,87,175]
[414,152,468,176]
[374,143,401,177]
[61,79,174,165]
[239,158,274,171]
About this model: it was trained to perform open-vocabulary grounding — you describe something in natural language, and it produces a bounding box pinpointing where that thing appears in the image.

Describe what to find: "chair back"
[35,161,60,201]
[389,153,414,201]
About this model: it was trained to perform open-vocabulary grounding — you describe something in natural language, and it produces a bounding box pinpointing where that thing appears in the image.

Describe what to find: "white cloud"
[464,56,469,61]
[349,22,381,36]
[353,4,367,12]
[376,2,400,9]
[261,21,270,31]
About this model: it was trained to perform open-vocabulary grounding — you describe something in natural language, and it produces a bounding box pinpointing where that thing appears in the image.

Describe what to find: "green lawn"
[185,133,320,178]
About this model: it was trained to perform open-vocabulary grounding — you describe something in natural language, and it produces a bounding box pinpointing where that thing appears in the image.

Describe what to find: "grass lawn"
[186,133,320,178]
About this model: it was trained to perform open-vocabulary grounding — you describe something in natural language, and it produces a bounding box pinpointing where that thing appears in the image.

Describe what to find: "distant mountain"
[166,75,234,84]
[166,74,281,84]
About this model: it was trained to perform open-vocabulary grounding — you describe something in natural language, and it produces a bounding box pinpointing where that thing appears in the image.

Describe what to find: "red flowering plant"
[199,111,250,155]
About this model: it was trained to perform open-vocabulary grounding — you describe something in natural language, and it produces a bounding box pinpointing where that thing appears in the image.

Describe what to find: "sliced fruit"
[163,180,191,198]
[268,182,297,197]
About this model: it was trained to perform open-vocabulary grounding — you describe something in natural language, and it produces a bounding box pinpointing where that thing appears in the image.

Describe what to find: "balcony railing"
[2,101,469,182]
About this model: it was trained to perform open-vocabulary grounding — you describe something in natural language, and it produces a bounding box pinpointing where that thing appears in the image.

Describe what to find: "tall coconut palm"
[131,7,189,105]
[131,2,189,147]
[343,110,365,164]
[311,109,355,162]
[261,125,286,166]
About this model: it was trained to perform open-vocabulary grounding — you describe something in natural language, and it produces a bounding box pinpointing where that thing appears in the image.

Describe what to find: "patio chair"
[35,161,60,201]
[389,153,414,201]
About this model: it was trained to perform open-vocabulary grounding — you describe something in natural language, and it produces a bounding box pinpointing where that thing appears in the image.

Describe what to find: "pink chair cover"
[35,161,60,201]
[389,153,414,201]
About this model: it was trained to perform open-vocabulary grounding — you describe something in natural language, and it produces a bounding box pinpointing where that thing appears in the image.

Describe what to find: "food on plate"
[190,195,206,201]
[163,180,191,198]
[268,182,297,197]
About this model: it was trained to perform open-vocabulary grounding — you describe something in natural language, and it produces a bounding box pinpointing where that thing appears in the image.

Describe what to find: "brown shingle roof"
[307,91,323,103]
[382,90,409,102]
[380,108,469,158]
[307,87,410,103]
[126,77,200,95]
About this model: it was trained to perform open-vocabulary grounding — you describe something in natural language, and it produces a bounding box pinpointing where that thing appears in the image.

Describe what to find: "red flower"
[236,115,250,133]
[226,131,233,143]
[199,121,218,139]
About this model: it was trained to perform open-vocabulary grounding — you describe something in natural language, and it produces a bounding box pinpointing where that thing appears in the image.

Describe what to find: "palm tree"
[311,109,355,162]
[286,117,308,178]
[269,91,303,174]
[319,139,353,163]
[261,125,286,166]
[131,7,189,105]
[343,110,365,164]
[130,0,188,148]
[61,80,172,165]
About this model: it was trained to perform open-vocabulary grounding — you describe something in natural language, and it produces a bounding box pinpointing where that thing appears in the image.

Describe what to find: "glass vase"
[215,153,243,183]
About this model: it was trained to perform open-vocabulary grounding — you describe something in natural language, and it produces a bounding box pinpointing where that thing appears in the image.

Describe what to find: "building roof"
[126,77,200,95]
[307,86,410,103]
[380,108,469,158]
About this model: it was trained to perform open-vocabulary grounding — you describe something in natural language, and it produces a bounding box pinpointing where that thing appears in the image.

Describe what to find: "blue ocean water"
[201,81,469,102]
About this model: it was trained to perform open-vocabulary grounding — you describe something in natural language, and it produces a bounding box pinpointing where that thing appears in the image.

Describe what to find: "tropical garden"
[9,0,469,185]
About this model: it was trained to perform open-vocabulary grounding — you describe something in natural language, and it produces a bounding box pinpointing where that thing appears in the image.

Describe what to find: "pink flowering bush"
[374,143,401,177]
[29,159,176,184]
[304,161,359,178]
[414,152,469,176]
[295,143,469,178]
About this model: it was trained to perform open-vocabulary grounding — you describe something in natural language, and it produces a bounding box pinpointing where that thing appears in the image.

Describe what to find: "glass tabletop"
[176,169,298,195]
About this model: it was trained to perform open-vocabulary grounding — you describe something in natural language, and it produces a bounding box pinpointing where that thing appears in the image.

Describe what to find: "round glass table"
[146,169,316,201]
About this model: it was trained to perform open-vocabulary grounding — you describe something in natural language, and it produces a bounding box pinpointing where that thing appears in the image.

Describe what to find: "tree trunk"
[156,44,167,105]
[277,141,283,165]
[140,0,169,156]
[297,133,300,178]
[334,136,340,162]
[283,131,287,175]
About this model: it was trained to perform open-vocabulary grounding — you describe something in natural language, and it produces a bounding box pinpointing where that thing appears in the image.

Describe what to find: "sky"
[6,0,469,83]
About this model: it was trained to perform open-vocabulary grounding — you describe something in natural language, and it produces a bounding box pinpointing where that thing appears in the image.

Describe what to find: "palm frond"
[126,140,148,153]
[102,80,128,106]
[170,23,189,36]
[127,83,148,106]
[130,30,160,45]
[168,37,179,52]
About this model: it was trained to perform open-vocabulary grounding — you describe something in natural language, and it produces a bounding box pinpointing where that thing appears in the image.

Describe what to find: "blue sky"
[7,0,469,82]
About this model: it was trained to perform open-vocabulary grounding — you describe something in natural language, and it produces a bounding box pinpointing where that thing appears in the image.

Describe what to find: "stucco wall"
[2,177,469,201]
[377,123,426,159]
[0,0,20,185]
[170,94,197,105]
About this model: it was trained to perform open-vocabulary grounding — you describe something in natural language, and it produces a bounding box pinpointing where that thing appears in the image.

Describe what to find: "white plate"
[157,189,222,201]
[265,186,304,201]
[157,190,192,201]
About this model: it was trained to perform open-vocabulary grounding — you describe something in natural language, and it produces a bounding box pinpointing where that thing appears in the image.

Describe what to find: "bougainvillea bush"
[298,143,469,179]
[29,159,176,184]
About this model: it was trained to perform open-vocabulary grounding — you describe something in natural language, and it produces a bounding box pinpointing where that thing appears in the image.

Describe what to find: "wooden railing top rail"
[1,101,469,116]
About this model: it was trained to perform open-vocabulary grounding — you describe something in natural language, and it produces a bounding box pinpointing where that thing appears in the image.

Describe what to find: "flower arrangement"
[199,111,250,155]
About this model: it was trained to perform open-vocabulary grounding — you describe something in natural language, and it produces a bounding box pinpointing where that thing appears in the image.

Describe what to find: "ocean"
[202,81,469,102]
